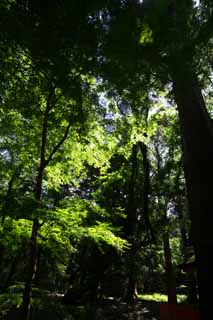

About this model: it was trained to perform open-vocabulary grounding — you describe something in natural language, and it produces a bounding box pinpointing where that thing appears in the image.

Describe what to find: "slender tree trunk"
[125,271,138,301]
[138,140,153,243]
[125,139,152,301]
[176,195,198,305]
[21,89,72,319]
[176,201,188,259]
[163,230,177,304]
[22,218,40,320]
[125,144,139,301]
[126,143,138,236]
[21,92,52,320]
[173,69,213,319]
[186,271,198,305]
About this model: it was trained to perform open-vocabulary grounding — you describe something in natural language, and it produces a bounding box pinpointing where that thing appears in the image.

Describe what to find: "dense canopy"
[0,1,213,319]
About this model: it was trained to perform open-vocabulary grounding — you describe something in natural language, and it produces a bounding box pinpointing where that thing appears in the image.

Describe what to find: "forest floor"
[96,298,160,319]
[2,295,160,320]
[78,298,160,320]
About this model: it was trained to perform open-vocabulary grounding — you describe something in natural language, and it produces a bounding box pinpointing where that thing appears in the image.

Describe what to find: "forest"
[0,0,212,319]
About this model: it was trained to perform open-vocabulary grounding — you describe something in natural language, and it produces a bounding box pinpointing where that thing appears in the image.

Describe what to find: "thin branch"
[40,92,53,165]
[45,121,72,166]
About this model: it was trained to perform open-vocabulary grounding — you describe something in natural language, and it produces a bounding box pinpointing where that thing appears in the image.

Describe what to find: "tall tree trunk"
[125,143,139,301]
[21,92,52,320]
[173,69,213,319]
[21,89,71,319]
[126,143,138,236]
[22,218,40,320]
[176,196,188,259]
[125,139,152,301]
[176,194,198,305]
[163,230,177,304]
[125,271,138,301]
[138,140,154,243]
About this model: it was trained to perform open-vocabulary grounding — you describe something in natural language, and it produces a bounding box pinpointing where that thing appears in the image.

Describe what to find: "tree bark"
[138,140,154,243]
[126,143,138,236]
[22,218,40,320]
[21,89,72,319]
[21,91,52,320]
[175,184,198,304]
[125,138,153,301]
[173,69,213,319]
[125,143,139,301]
[125,271,138,302]
[163,230,177,304]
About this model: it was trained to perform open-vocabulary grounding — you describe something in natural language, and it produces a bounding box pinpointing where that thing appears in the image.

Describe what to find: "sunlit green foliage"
[2,0,210,316]
[139,293,187,303]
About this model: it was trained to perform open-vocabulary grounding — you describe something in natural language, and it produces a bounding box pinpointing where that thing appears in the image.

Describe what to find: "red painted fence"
[160,304,200,320]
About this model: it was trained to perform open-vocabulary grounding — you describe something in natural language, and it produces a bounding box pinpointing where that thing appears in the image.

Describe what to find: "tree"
[98,1,213,317]
[1,1,213,317]
[0,37,132,317]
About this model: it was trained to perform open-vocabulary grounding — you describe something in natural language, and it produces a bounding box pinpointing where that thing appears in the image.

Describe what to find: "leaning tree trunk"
[173,68,213,319]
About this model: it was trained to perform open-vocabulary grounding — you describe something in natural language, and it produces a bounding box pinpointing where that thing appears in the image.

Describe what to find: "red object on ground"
[160,303,200,320]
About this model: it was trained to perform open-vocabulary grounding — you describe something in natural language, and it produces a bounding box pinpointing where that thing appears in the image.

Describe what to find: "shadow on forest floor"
[85,298,160,320]
[2,296,161,320]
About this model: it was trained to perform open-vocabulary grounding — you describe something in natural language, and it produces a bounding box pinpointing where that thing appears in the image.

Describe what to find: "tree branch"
[45,121,72,166]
